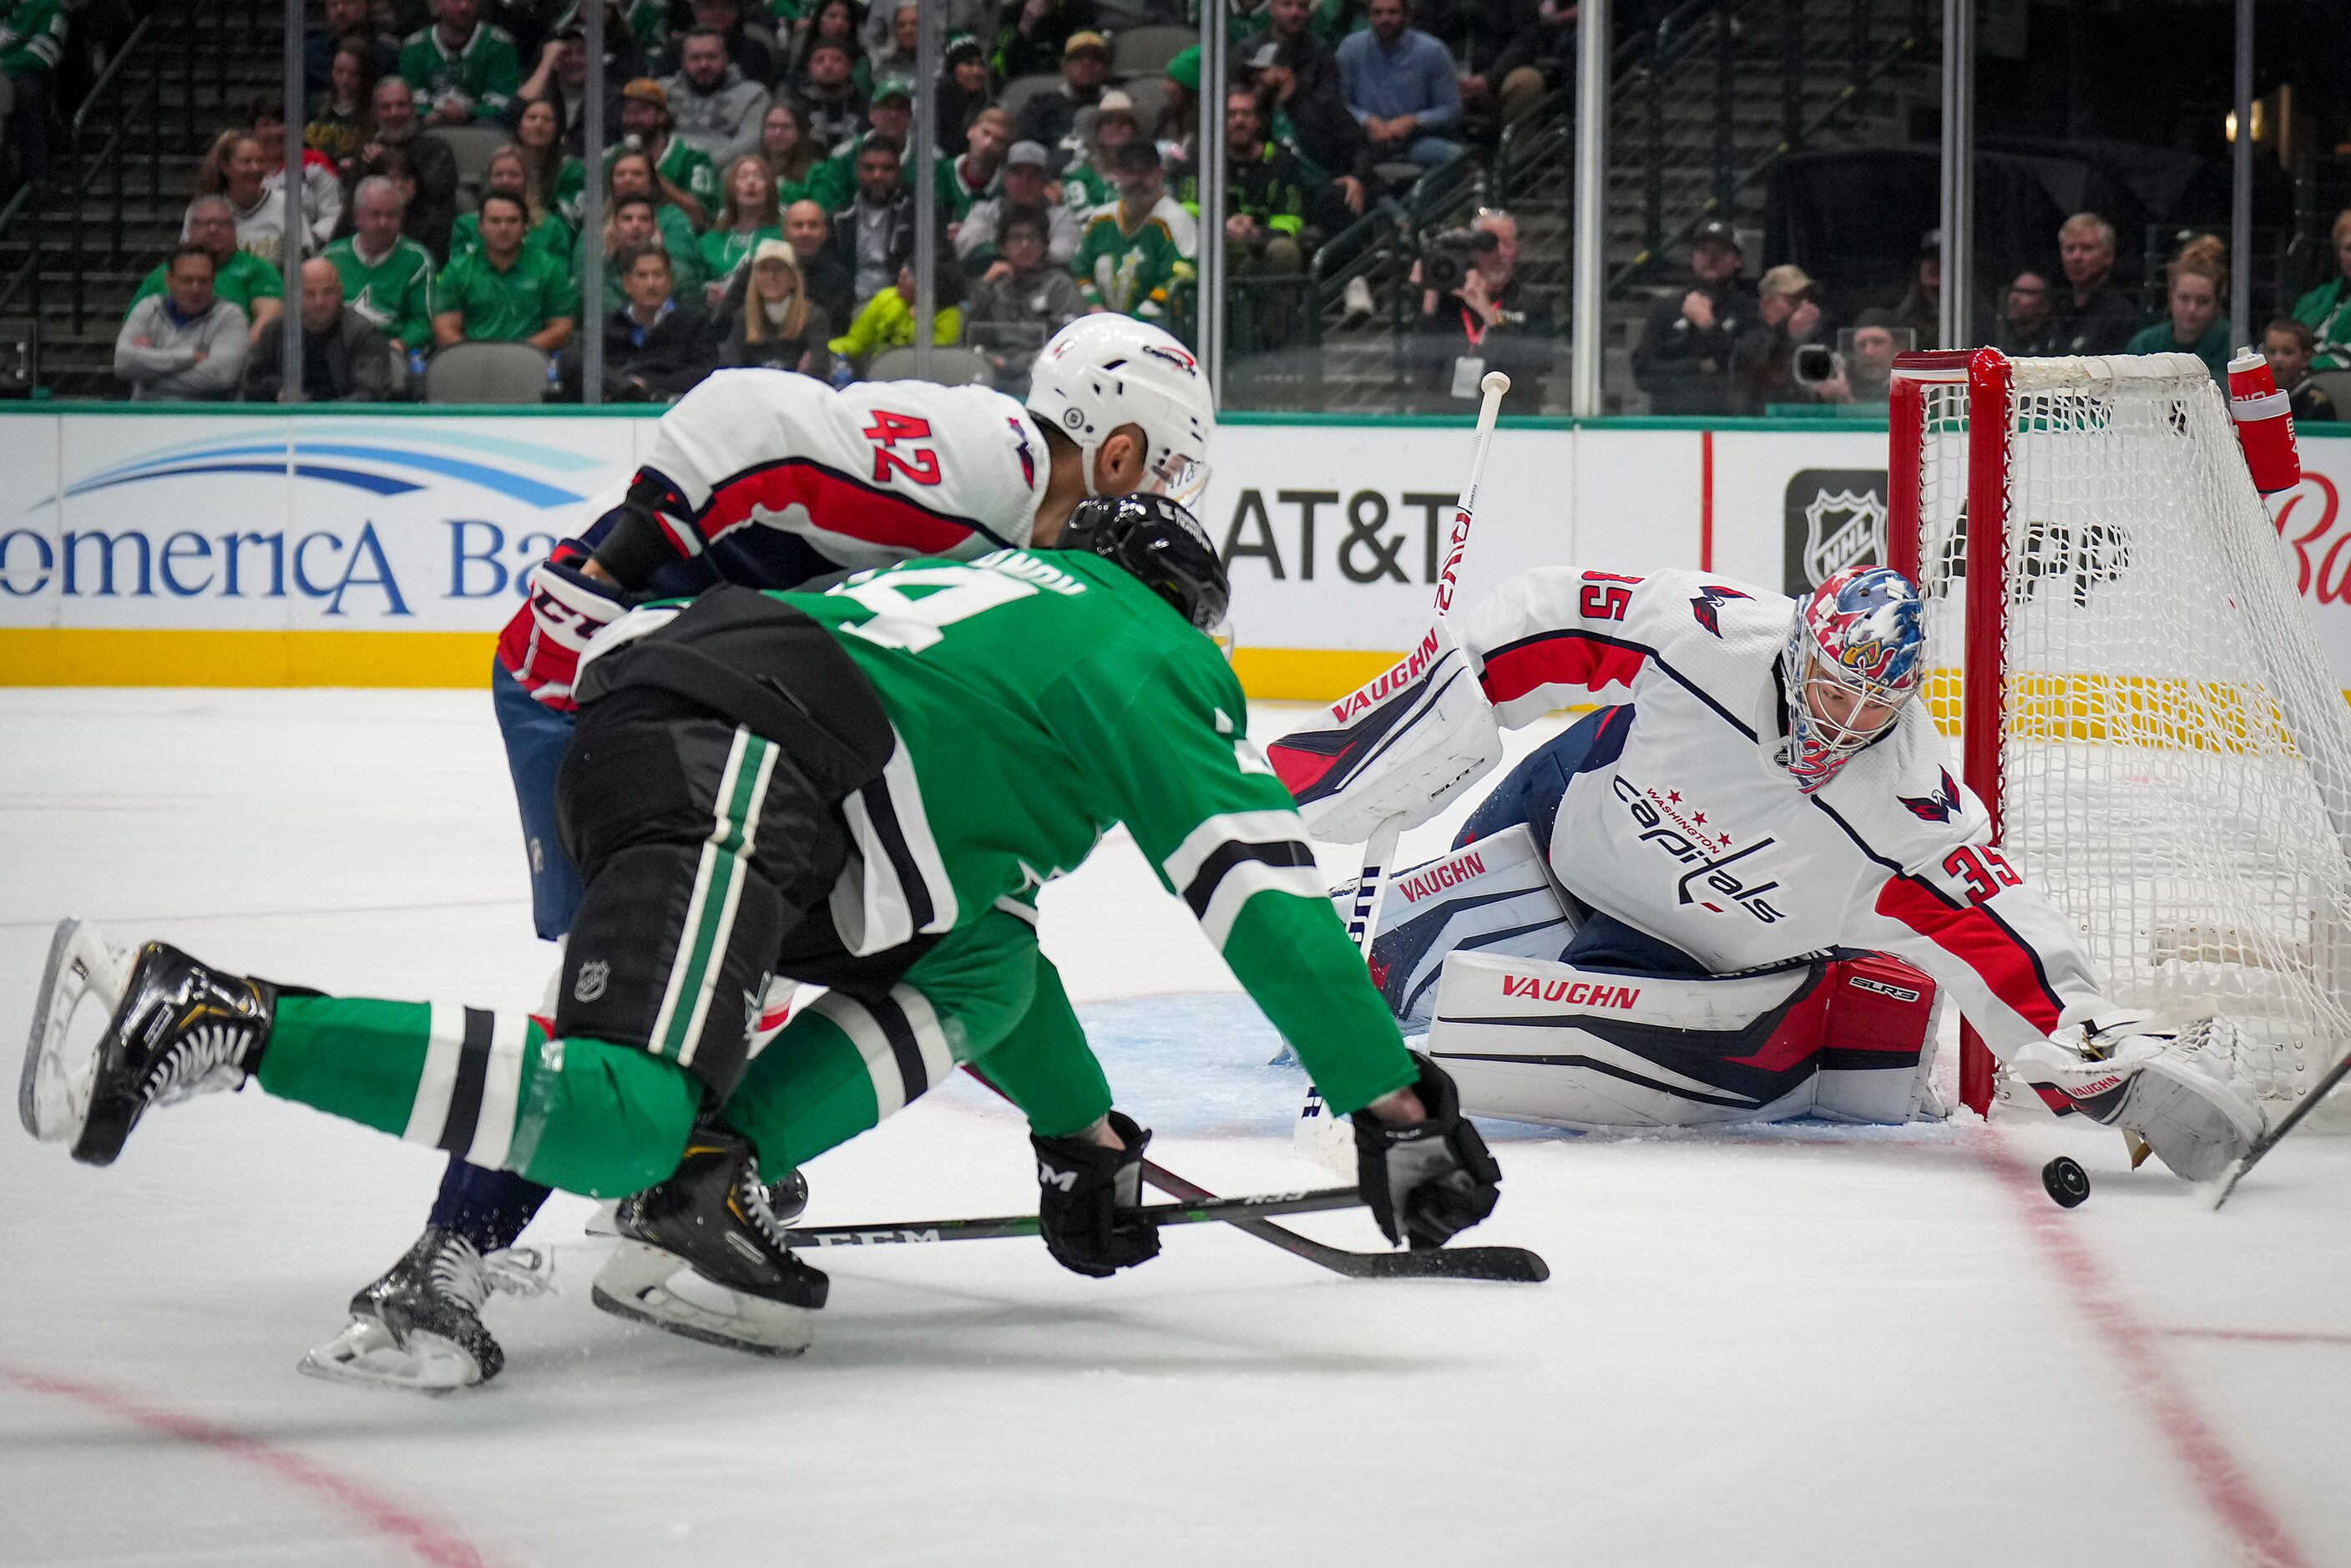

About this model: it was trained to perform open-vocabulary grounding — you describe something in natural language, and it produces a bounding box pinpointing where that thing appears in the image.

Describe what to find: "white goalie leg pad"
[1425,951,1828,1129]
[1268,619,1504,844]
[1333,823,1578,1028]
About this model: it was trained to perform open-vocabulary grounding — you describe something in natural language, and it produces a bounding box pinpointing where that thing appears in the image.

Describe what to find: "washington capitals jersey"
[623,369,1050,593]
[1461,566,2110,1055]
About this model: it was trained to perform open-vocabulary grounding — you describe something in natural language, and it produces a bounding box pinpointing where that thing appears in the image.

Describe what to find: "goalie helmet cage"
[1885,346,2351,1120]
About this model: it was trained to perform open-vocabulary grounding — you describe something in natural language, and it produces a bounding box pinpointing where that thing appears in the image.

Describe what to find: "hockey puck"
[2042,1156,2091,1208]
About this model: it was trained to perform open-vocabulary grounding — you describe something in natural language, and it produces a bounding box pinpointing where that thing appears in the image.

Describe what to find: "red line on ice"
[0,1360,485,1567]
[1969,1128,2311,1568]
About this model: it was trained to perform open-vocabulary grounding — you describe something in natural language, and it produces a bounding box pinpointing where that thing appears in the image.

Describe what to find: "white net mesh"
[1906,352,2351,1110]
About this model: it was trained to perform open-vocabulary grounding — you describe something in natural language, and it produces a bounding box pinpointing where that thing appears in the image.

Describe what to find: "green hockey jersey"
[1073,196,1196,321]
[322,234,438,350]
[398,21,520,122]
[596,549,1418,1115]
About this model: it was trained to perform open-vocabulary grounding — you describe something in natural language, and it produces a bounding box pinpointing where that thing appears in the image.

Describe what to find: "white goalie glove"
[2006,1009,2268,1181]
[1266,619,1503,844]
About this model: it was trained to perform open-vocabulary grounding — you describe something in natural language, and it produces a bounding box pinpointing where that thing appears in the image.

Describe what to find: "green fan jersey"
[708,549,1416,1115]
[448,206,576,267]
[132,249,284,316]
[321,234,438,350]
[602,139,720,221]
[0,0,69,76]
[699,222,781,282]
[1074,196,1198,321]
[434,246,580,341]
[398,21,520,123]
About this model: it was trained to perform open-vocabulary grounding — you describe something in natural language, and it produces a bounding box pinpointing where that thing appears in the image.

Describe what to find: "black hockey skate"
[64,939,276,1166]
[592,1130,828,1358]
[300,1226,511,1394]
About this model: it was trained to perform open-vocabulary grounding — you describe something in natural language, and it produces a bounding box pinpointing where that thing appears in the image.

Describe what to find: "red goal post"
[1887,349,2011,1113]
[1885,346,2351,1120]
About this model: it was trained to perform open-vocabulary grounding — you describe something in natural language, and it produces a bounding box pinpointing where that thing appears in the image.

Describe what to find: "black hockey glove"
[587,474,695,593]
[1033,1110,1161,1278]
[1354,1053,1502,1250]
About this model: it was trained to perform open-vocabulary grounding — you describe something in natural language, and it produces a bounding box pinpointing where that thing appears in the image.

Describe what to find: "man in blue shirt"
[1337,0,1463,171]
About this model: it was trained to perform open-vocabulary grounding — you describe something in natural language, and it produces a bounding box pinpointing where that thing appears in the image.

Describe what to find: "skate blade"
[296,1317,484,1394]
[590,1240,812,1358]
[20,918,129,1142]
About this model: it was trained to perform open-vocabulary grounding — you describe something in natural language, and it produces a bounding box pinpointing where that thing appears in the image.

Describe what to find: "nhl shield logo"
[1802,488,1886,589]
[1783,470,1889,594]
[573,959,610,1004]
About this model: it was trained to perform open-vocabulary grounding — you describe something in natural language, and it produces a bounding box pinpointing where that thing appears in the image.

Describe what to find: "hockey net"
[1888,348,2351,1120]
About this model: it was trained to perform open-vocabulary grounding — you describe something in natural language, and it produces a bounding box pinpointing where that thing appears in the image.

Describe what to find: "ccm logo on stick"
[1395,849,1487,904]
[1497,974,1642,1009]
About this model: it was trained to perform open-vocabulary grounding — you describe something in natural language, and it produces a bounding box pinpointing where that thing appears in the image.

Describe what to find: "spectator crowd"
[113,0,1582,402]
[1631,205,2351,422]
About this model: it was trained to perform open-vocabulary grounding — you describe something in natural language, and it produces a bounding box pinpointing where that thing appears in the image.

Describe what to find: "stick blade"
[1352,1245,1550,1283]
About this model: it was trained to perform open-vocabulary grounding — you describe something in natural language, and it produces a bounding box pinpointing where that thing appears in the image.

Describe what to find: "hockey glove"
[2009,1016,2268,1182]
[495,543,628,711]
[1033,1110,1161,1278]
[1355,1052,1502,1250]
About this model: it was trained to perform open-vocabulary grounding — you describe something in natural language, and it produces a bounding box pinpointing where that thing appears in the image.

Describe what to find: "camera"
[1792,343,1840,383]
[1423,226,1499,295]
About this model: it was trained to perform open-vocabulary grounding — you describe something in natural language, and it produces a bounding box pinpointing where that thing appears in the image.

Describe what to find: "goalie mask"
[1781,565,1926,792]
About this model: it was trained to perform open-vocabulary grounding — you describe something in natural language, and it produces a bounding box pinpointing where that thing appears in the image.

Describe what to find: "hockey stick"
[785,1188,1363,1247]
[1336,370,1513,963]
[2207,1049,2351,1210]
[1301,373,1515,1169]
[1137,1154,1549,1283]
[962,1066,1549,1283]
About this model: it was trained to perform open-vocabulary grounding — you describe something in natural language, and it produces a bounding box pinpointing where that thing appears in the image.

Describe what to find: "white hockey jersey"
[630,369,1050,581]
[1462,565,2111,1056]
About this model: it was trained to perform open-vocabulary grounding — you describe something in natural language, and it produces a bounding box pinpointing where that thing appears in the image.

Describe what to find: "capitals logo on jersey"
[1007,417,1037,489]
[1689,584,1750,637]
[1898,767,1962,823]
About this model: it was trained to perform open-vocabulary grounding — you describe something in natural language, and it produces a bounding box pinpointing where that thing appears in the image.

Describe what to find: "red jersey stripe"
[1479,631,1651,706]
[1873,875,2065,1033]
[698,458,985,556]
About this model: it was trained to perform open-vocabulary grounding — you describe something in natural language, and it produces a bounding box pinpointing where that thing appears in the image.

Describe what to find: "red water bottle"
[2228,346,2303,494]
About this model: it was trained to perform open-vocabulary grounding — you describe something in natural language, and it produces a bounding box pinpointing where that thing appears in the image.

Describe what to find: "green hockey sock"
[259,996,701,1197]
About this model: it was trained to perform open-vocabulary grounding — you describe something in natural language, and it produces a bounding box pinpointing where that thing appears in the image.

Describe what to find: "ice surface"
[3,689,2348,1567]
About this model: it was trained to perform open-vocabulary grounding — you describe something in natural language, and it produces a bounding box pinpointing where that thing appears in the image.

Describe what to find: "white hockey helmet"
[1025,316,1216,504]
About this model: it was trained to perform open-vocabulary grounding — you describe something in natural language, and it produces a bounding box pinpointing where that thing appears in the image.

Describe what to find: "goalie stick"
[962,1066,1549,1283]
[1298,374,1514,1171]
[2207,1049,2351,1210]
[1338,370,1512,960]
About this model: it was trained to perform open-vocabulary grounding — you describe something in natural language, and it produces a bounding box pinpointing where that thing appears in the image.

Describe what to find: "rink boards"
[5,406,2351,701]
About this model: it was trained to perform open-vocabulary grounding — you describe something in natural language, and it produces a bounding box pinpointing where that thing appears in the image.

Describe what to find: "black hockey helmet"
[1059,492,1229,632]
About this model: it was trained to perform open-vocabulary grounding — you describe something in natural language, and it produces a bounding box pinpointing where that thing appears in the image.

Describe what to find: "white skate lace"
[736,1157,797,1254]
[427,1234,493,1314]
[144,1021,255,1107]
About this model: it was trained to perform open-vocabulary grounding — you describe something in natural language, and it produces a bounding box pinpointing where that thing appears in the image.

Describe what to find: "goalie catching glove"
[1268,619,1503,844]
[2007,1010,2268,1182]
[1355,1053,1502,1248]
[1034,1111,1161,1277]
[494,541,630,711]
